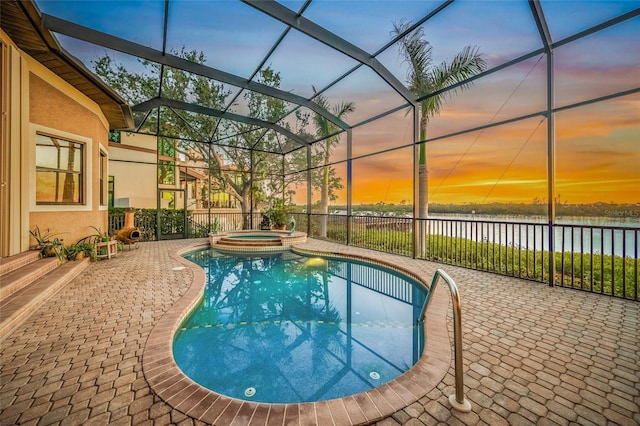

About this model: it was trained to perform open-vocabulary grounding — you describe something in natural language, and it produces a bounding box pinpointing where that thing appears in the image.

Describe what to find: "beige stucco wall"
[109,133,158,209]
[28,73,110,245]
[1,29,111,253]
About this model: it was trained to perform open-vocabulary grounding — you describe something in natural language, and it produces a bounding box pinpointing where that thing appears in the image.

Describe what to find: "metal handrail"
[419,269,472,412]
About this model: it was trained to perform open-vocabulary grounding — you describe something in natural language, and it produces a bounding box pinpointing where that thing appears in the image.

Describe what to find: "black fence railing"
[418,219,550,281]
[552,223,638,299]
[189,212,260,234]
[412,219,639,300]
[108,209,638,301]
[350,215,413,257]
[108,211,157,241]
[306,213,348,244]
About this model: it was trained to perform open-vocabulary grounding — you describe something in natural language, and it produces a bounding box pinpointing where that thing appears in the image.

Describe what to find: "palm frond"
[424,45,486,117]
[393,19,486,123]
[312,93,353,140]
[392,20,433,97]
[332,101,355,119]
[431,45,486,92]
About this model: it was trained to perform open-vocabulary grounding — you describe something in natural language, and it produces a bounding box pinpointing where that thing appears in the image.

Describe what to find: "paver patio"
[1,239,638,425]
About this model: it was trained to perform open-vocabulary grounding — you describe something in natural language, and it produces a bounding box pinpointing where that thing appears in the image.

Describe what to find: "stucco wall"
[29,73,109,245]
[109,133,158,208]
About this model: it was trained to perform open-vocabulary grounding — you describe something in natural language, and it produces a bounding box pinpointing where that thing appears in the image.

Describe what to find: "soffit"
[0,0,134,130]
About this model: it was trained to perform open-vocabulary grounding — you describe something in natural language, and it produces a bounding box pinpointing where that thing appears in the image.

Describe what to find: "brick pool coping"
[141,241,452,425]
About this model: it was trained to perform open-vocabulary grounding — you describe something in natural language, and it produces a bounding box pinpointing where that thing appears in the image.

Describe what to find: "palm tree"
[312,92,355,238]
[392,20,487,220]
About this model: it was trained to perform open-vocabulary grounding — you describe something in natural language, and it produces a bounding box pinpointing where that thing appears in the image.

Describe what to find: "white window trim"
[29,123,93,212]
[99,143,108,211]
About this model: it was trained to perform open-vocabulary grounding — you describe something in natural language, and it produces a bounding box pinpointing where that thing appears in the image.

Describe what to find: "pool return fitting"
[418,269,472,413]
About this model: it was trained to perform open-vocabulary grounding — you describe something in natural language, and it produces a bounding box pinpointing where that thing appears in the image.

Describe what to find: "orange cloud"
[296,76,638,207]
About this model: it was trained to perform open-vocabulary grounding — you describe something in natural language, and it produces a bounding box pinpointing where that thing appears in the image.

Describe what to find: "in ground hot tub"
[209,230,307,252]
[225,234,281,240]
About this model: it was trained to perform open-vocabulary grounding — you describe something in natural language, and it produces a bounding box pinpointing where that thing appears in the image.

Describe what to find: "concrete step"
[0,251,41,276]
[0,257,59,302]
[217,238,283,247]
[0,258,90,340]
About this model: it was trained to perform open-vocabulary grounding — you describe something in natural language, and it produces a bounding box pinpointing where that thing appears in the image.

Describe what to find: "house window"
[108,131,120,143]
[108,176,114,208]
[100,150,107,206]
[35,133,84,204]
[158,160,176,185]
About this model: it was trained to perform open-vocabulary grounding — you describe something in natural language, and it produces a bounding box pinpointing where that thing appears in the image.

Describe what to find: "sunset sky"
[36,0,640,206]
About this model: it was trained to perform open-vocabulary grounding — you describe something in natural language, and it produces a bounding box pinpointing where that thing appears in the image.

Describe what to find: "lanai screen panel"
[554,16,640,108]
[555,94,640,208]
[425,56,548,141]
[352,110,414,159]
[540,0,640,41]
[27,0,639,216]
[426,117,548,206]
[166,0,287,78]
[310,161,348,213]
[320,65,410,128]
[352,147,414,207]
[261,27,361,99]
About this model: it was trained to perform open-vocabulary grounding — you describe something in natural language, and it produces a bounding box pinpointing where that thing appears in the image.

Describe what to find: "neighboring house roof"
[1,0,134,130]
[178,166,208,182]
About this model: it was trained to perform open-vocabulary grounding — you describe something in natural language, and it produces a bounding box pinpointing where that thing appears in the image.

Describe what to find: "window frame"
[108,175,115,208]
[30,124,93,212]
[35,132,85,205]
[99,147,108,208]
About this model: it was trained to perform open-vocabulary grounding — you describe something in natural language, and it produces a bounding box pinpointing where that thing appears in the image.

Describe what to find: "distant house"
[108,133,158,209]
[108,132,240,212]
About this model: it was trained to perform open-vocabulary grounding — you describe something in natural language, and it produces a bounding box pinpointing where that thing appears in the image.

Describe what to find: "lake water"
[427,214,639,258]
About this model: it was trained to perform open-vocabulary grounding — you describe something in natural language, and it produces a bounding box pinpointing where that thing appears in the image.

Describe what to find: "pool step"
[216,237,283,247]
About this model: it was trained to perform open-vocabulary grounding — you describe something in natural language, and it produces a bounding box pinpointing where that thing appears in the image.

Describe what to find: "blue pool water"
[174,248,428,404]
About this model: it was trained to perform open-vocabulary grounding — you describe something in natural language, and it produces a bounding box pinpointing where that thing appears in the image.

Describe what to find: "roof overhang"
[0,0,134,130]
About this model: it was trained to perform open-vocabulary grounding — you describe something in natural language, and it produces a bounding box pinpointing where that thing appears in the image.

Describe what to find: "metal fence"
[552,223,638,299]
[313,215,638,301]
[108,210,638,301]
[350,215,413,256]
[109,211,264,241]
[411,219,639,300]
[108,212,157,241]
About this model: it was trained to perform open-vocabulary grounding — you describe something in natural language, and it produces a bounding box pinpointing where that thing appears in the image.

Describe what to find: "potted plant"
[211,218,220,234]
[266,200,288,230]
[29,226,66,261]
[88,226,111,241]
[259,214,271,230]
[77,226,111,257]
[66,244,81,261]
[66,242,97,261]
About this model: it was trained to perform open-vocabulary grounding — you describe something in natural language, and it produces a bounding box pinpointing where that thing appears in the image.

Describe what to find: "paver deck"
[1,238,638,425]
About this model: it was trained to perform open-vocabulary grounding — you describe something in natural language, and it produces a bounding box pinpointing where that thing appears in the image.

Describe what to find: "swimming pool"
[174,248,429,404]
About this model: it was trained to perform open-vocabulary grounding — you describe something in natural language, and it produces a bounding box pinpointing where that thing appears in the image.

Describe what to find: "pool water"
[175,248,428,404]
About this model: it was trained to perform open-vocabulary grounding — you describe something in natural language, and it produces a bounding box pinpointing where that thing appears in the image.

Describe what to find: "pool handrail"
[419,269,472,412]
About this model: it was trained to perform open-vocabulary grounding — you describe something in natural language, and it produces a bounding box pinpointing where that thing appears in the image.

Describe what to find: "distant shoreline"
[321,203,640,220]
